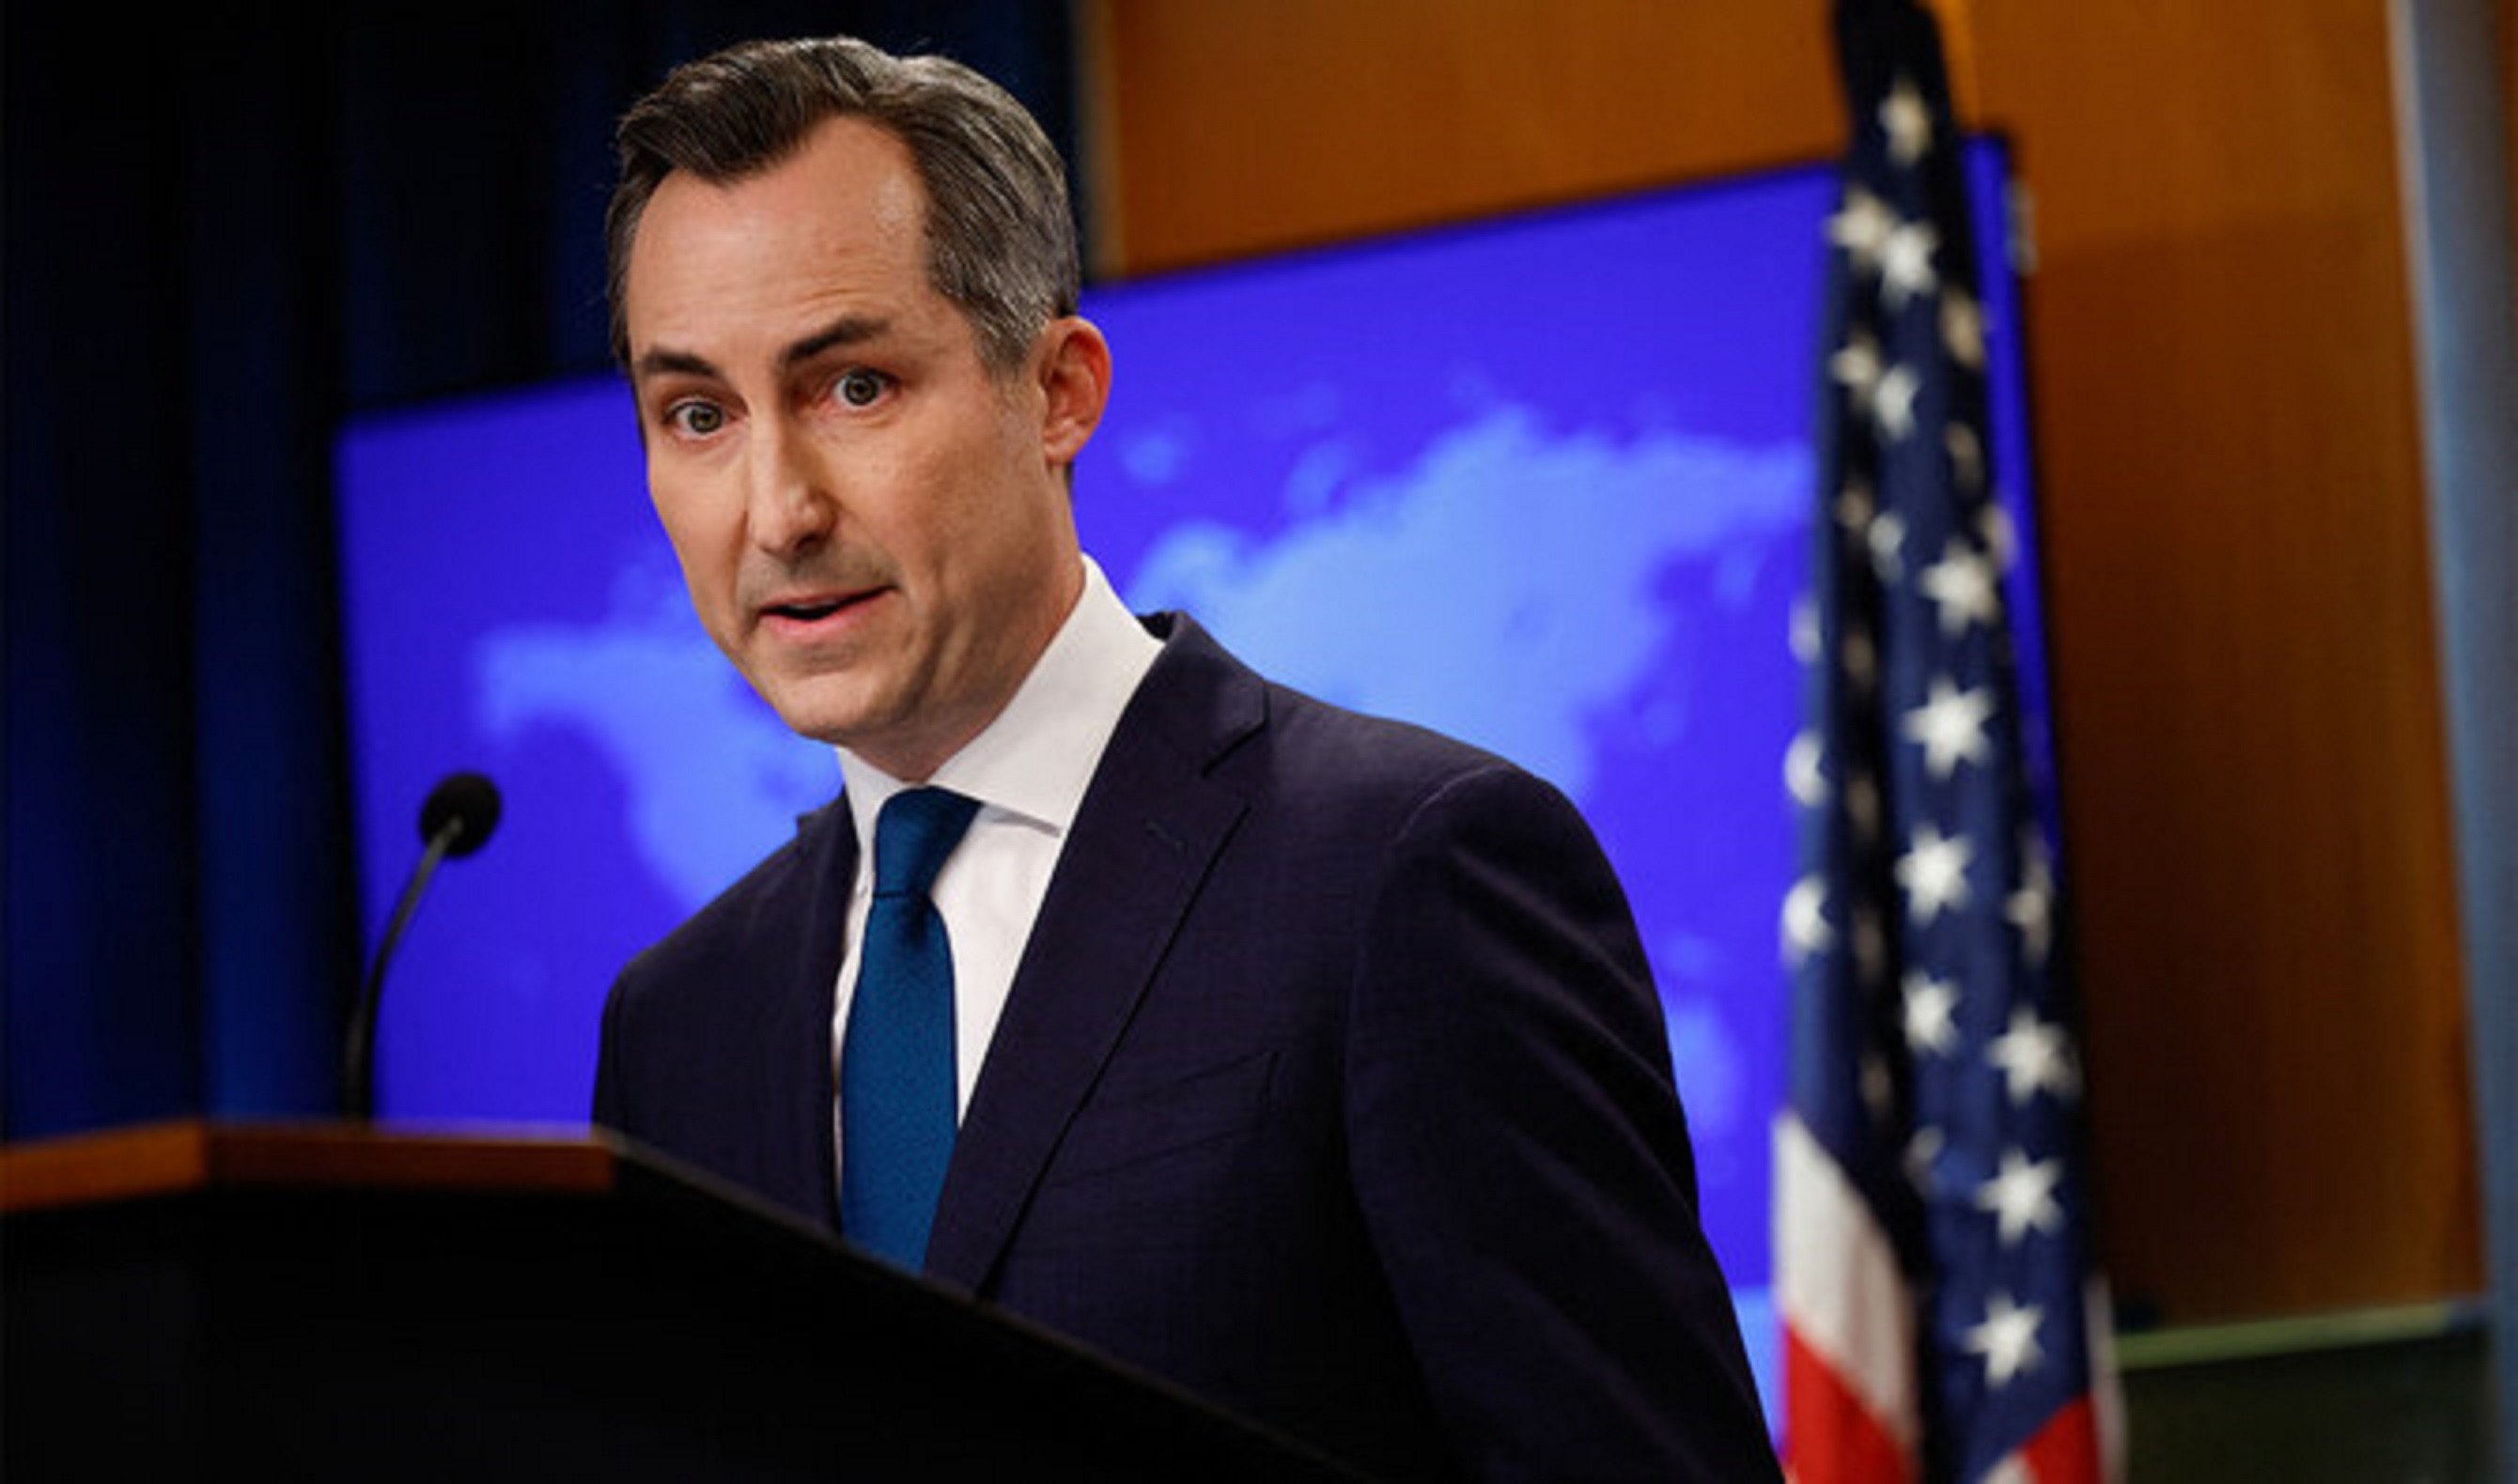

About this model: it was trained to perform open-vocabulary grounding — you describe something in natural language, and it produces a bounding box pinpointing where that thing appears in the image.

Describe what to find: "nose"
[744,411,838,558]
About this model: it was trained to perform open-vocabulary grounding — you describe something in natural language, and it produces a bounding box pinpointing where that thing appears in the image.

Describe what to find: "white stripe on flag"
[1775,1111,1921,1453]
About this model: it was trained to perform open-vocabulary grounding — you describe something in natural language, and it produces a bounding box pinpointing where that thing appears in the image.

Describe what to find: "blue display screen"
[336,141,2045,1411]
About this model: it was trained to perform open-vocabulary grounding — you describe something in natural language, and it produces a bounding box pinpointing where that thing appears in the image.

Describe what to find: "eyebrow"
[631,347,721,385]
[630,313,894,389]
[780,313,892,368]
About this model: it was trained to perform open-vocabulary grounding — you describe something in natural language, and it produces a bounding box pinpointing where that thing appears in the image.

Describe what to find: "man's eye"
[833,369,891,409]
[667,401,724,437]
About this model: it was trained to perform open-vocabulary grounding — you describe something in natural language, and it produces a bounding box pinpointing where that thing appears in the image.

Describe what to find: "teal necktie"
[840,787,979,1268]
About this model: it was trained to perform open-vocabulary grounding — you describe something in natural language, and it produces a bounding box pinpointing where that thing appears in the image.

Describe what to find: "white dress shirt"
[829,556,1161,1172]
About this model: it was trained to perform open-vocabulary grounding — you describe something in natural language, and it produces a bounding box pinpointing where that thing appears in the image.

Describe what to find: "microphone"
[343,772,504,1120]
[418,771,502,860]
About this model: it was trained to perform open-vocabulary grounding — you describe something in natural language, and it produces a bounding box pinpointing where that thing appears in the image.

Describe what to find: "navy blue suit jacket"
[594,615,1778,1481]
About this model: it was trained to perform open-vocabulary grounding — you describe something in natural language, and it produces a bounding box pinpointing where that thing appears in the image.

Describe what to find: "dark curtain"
[3,1,1080,1138]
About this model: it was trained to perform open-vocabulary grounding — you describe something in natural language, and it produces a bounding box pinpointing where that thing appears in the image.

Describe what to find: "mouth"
[757,586,887,636]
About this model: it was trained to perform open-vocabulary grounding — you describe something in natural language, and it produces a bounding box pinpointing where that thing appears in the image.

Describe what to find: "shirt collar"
[835,554,1161,852]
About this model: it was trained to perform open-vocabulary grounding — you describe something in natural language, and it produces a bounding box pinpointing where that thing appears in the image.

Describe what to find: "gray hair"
[605,36,1079,375]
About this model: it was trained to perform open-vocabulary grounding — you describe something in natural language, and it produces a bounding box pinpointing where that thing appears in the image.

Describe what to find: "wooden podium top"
[3,1118,1367,1480]
[0,1119,621,1215]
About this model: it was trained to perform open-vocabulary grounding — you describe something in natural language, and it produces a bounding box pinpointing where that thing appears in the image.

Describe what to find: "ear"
[1034,317,1111,467]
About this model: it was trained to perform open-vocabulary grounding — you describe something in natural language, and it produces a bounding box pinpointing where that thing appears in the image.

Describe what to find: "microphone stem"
[343,818,462,1121]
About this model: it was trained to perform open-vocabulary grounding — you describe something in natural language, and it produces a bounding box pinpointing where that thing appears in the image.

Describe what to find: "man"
[591,35,1778,1482]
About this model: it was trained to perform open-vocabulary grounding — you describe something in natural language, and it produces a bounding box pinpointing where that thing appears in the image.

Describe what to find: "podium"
[1,1121,1364,1480]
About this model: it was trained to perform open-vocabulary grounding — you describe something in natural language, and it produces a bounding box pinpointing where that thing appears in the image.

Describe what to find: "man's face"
[623,116,1103,780]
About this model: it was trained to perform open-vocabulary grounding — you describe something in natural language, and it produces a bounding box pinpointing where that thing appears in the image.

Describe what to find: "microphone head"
[418,771,502,858]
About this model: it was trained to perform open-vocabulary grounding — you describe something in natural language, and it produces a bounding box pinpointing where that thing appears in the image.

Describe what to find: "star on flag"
[1827,186,1897,271]
[1896,822,1974,924]
[1873,363,1921,441]
[2008,838,2056,965]
[1879,73,1933,165]
[1975,1148,2067,1245]
[1786,731,1828,807]
[1986,1006,2079,1105]
[1902,970,1962,1055]
[1782,875,1833,965]
[1902,675,1994,778]
[1940,287,1986,368]
[1962,1291,2045,1388]
[1879,219,1939,307]
[1944,422,1984,491]
[1918,539,2000,636]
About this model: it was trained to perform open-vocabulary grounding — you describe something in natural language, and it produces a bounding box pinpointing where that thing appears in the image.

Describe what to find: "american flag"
[1775,2,2117,1480]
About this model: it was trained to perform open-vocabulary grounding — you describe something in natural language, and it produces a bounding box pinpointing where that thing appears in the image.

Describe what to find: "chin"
[754,678,884,751]
[774,705,879,750]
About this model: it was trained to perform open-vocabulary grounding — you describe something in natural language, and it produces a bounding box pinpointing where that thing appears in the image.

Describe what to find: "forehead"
[623,116,938,359]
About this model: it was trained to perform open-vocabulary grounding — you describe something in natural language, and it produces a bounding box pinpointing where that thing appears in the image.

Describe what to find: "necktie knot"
[874,788,979,899]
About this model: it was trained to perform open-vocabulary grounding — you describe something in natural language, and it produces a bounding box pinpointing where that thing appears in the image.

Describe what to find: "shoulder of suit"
[1235,662,1585,849]
[1142,610,1527,795]
[615,796,848,988]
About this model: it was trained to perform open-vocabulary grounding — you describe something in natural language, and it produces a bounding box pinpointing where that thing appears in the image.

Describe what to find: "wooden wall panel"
[1086,1,1841,274]
[1962,0,2477,1319]
[1088,0,2482,1322]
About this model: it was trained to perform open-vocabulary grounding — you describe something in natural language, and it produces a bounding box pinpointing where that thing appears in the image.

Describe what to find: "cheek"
[650,493,736,611]
[881,452,993,567]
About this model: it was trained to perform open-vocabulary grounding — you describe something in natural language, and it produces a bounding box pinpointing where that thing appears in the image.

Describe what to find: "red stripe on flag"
[1783,1322,1914,1484]
[2019,1395,2100,1484]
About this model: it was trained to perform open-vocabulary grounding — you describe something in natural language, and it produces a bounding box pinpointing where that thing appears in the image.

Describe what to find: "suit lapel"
[924,619,1263,1290]
[767,799,857,1230]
